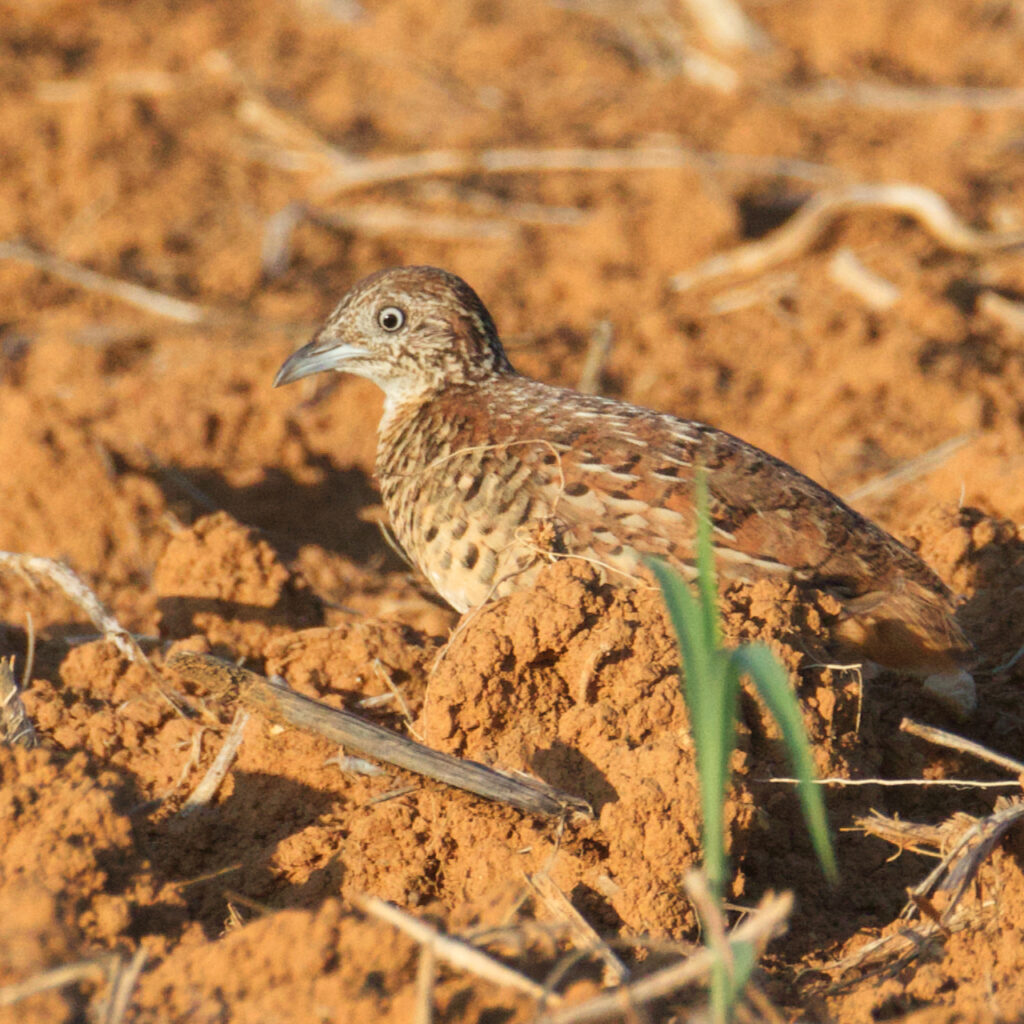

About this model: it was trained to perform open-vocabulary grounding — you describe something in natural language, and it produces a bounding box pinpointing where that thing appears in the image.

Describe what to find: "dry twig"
[797,78,1024,111]
[99,947,147,1024]
[179,708,251,814]
[527,871,630,985]
[670,183,1024,292]
[0,953,120,1008]
[682,0,768,50]
[827,247,900,310]
[843,433,975,504]
[899,717,1024,775]
[539,890,793,1024]
[827,800,1024,980]
[978,291,1024,334]
[167,651,591,818]
[577,320,614,395]
[0,241,209,323]
[303,145,836,198]
[357,895,558,1005]
[0,552,150,667]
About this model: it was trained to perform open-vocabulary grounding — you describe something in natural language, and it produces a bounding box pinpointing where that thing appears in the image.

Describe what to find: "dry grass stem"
[539,890,793,1024]
[180,708,250,814]
[843,433,975,504]
[309,145,836,197]
[363,783,419,805]
[0,240,209,323]
[100,947,147,1024]
[0,655,38,749]
[670,183,1024,292]
[827,248,900,310]
[798,78,1024,111]
[412,181,585,225]
[682,868,735,984]
[0,552,150,666]
[978,291,1024,334]
[682,0,768,50]
[527,871,630,984]
[577,320,614,395]
[372,657,423,740]
[828,801,1024,979]
[311,204,517,241]
[414,945,437,1024]
[899,717,1024,775]
[356,895,559,1005]
[708,271,799,315]
[0,953,120,1008]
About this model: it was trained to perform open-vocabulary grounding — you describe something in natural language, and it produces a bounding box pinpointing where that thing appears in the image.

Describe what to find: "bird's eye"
[377,306,405,332]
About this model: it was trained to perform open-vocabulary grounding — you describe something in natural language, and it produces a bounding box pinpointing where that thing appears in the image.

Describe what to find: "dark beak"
[273,331,369,388]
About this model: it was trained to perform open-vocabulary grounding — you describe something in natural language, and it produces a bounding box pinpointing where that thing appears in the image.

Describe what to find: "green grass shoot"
[648,470,837,1021]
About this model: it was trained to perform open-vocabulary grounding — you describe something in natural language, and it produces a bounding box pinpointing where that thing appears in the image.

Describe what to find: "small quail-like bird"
[275,266,974,709]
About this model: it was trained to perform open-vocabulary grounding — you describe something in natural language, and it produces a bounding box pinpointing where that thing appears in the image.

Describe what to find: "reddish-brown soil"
[2,1,1024,1020]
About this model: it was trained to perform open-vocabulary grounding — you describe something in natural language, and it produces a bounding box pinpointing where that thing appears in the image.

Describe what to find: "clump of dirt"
[155,512,322,658]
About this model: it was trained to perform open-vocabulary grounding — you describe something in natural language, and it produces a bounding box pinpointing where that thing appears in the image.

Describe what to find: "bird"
[274,266,974,710]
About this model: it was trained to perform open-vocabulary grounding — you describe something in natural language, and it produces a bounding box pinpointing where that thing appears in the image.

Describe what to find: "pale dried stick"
[168,651,590,818]
[979,291,1024,333]
[0,552,148,666]
[798,79,1024,111]
[414,945,437,1024]
[0,655,38,749]
[709,271,798,315]
[670,183,1024,291]
[308,145,837,197]
[527,872,629,984]
[827,248,900,310]
[412,181,585,225]
[0,241,209,324]
[682,0,769,50]
[539,891,793,1024]
[683,870,733,985]
[311,204,517,241]
[843,433,974,504]
[180,708,250,814]
[0,953,119,1007]
[356,895,559,1005]
[100,947,147,1024]
[372,657,423,741]
[899,717,1024,776]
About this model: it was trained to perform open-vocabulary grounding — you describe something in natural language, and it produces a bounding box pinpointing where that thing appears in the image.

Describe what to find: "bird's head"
[274,266,514,407]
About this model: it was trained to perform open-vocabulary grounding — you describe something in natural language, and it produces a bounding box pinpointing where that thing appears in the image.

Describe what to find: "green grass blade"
[647,558,712,694]
[692,468,721,649]
[730,644,838,882]
[648,557,736,900]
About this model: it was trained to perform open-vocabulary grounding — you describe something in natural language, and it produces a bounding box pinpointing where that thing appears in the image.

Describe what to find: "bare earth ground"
[2,1,1024,1020]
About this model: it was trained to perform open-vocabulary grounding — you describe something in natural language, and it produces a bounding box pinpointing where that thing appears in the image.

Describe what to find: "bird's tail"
[832,576,973,674]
